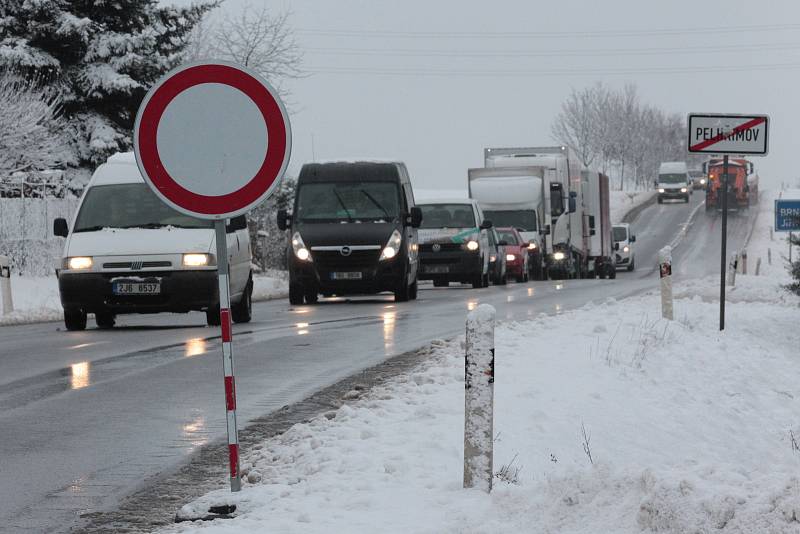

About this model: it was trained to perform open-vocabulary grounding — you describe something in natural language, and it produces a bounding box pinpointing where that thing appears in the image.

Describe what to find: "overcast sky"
[190,0,800,190]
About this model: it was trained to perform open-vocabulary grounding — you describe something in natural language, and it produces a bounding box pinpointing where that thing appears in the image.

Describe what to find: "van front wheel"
[64,309,87,331]
[289,283,304,305]
[232,281,253,323]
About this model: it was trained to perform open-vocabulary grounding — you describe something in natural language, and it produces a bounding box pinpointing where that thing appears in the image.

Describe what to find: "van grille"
[420,243,463,253]
[312,249,380,270]
[103,261,173,269]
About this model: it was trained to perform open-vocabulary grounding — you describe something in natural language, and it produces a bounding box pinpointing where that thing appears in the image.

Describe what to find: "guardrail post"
[0,255,13,315]
[727,253,738,286]
[768,248,772,265]
[658,246,673,321]
[464,304,495,492]
[755,257,762,276]
[741,249,747,275]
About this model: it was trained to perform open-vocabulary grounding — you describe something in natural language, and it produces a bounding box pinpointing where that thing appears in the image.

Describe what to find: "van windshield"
[613,226,628,242]
[73,183,213,232]
[418,204,476,228]
[483,210,537,231]
[296,182,400,222]
[658,173,687,184]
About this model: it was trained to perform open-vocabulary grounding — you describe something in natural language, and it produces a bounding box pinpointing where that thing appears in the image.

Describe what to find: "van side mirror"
[277,209,291,231]
[702,162,708,174]
[408,206,423,228]
[614,242,620,251]
[568,197,576,213]
[54,218,68,237]
[227,215,247,233]
[521,242,530,248]
[588,215,596,229]
[630,235,636,243]
[480,219,493,230]
[542,225,550,236]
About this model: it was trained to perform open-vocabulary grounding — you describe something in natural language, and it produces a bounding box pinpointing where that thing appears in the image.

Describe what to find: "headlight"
[658,188,665,193]
[680,187,687,193]
[623,245,630,253]
[700,178,706,184]
[553,251,566,261]
[464,240,479,251]
[380,229,402,261]
[292,232,311,261]
[66,256,93,270]
[182,253,210,267]
[489,255,497,262]
[527,242,537,250]
[506,253,516,262]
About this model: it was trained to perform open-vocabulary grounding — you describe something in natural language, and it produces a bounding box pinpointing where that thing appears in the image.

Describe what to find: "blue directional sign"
[775,199,800,232]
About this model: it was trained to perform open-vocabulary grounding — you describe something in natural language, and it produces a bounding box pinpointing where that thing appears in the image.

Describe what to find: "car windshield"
[73,183,213,232]
[659,173,687,184]
[418,203,475,228]
[497,230,519,245]
[296,181,400,222]
[613,226,628,242]
[484,210,537,231]
[689,171,703,179]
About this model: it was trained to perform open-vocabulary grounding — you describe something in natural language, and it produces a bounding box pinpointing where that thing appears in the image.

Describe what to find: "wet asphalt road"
[0,192,751,533]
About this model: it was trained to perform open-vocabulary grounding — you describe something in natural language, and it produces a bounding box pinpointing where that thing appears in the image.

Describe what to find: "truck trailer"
[473,146,588,280]
[581,170,615,278]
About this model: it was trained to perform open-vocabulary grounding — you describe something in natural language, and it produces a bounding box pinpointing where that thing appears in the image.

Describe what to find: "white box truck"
[581,169,615,279]
[473,146,587,279]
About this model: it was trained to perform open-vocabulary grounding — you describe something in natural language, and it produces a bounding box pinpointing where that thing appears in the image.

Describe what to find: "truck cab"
[278,161,422,304]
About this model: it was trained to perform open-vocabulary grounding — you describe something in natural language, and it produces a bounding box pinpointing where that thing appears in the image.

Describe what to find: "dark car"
[278,161,422,304]
[487,227,507,285]
[496,227,529,283]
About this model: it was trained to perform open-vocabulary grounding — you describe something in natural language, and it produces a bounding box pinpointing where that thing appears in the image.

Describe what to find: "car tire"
[206,306,221,326]
[471,275,483,289]
[657,197,663,204]
[304,288,319,304]
[498,272,507,285]
[394,281,410,302]
[627,258,635,272]
[289,283,304,305]
[609,266,617,279]
[95,311,115,329]
[64,308,87,331]
[409,279,418,300]
[433,280,448,288]
[482,273,490,288]
[232,281,253,323]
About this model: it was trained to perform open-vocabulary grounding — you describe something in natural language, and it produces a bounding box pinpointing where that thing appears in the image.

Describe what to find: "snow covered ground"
[0,272,288,326]
[164,192,800,534]
[610,189,656,223]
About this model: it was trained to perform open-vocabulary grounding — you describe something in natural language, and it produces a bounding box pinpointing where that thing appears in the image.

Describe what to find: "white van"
[53,152,253,330]
[656,161,692,204]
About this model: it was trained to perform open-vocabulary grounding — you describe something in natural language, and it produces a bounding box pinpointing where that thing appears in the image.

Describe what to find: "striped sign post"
[134,60,291,492]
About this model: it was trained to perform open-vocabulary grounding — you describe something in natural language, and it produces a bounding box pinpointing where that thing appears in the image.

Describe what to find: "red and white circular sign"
[134,61,291,219]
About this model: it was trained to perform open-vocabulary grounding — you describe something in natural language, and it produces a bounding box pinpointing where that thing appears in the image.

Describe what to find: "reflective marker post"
[215,220,241,492]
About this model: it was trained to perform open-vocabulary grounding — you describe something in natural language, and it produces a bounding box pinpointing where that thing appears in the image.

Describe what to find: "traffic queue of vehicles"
[52,149,636,330]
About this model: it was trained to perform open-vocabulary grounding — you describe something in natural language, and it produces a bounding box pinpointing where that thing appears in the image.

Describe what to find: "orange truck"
[703,158,756,212]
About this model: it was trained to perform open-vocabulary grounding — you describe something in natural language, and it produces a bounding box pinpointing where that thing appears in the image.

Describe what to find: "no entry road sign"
[687,113,768,156]
[134,60,291,220]
[775,199,800,232]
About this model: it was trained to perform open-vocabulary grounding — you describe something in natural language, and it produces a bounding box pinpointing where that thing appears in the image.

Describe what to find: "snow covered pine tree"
[0,0,216,166]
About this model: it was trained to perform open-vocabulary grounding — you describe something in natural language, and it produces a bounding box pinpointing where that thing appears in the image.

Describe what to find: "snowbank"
[166,280,800,533]
[0,272,288,326]
[610,190,656,224]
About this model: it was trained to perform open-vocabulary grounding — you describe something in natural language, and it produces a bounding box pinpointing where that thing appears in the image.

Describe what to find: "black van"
[277,161,423,304]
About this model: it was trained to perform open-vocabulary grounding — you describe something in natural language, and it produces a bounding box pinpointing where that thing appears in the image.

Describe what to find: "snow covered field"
[0,272,288,326]
[610,189,656,223]
[164,196,800,534]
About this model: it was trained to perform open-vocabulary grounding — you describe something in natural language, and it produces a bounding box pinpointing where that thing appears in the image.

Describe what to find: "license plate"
[331,272,362,280]
[425,265,449,274]
[113,281,161,295]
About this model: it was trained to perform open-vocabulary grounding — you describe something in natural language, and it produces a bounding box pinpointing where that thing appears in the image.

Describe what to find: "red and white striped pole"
[215,220,241,492]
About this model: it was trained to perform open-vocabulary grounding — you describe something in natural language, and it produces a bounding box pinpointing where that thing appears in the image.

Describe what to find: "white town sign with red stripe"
[687,113,769,156]
[134,60,291,220]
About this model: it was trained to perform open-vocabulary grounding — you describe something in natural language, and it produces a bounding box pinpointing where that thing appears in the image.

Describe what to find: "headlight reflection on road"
[527,287,534,297]
[383,311,396,351]
[184,337,207,357]
[182,414,208,451]
[70,361,90,390]
[555,283,564,290]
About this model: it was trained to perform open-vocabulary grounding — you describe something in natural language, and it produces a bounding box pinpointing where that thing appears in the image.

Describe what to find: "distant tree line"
[551,83,701,191]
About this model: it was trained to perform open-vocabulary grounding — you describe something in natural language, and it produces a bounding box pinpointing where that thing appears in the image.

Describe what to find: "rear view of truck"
[704,158,752,212]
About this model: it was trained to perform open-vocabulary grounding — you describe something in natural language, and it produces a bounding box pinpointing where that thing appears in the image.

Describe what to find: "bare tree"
[208,4,303,98]
[0,73,66,176]
[551,85,600,167]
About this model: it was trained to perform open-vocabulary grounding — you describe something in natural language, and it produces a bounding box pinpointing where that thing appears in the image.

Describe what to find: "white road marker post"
[216,220,241,492]
[464,303,495,492]
[756,257,762,276]
[658,246,673,321]
[727,253,738,286]
[0,255,13,315]
[741,249,747,275]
